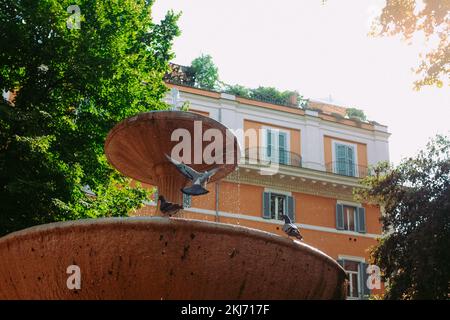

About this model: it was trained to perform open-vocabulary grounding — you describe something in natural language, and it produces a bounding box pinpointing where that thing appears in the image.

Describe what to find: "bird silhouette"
[281,215,303,240]
[165,154,220,196]
[158,195,183,216]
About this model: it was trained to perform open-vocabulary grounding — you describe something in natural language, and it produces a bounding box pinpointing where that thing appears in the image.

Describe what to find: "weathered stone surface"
[0,217,346,299]
[104,111,239,204]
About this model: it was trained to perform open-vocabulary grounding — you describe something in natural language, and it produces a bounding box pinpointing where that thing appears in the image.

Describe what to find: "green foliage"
[346,108,367,121]
[250,87,298,107]
[355,135,450,299]
[190,54,219,90]
[370,0,449,89]
[180,100,191,112]
[223,85,308,108]
[223,84,251,99]
[0,0,180,236]
[186,54,308,107]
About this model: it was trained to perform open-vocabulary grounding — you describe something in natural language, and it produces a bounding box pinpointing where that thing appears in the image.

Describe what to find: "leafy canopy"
[0,0,180,235]
[187,54,308,107]
[370,0,449,89]
[224,84,308,108]
[190,54,219,90]
[355,135,450,299]
[346,108,367,121]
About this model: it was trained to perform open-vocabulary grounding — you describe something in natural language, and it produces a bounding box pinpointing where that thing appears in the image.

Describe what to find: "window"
[183,193,192,208]
[343,205,356,231]
[278,132,288,165]
[270,193,286,221]
[262,191,295,222]
[336,203,366,233]
[337,259,371,300]
[264,128,289,165]
[344,260,360,299]
[334,142,356,177]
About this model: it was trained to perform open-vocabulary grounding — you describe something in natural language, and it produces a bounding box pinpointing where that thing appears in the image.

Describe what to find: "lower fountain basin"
[0,217,346,299]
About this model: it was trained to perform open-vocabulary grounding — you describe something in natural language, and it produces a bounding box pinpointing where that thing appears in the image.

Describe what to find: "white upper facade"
[164,86,390,177]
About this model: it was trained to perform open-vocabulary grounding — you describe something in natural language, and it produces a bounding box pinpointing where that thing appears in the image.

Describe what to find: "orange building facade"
[135,82,391,299]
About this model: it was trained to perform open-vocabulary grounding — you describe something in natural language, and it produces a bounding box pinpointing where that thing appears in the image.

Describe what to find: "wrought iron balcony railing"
[325,161,369,178]
[242,149,370,178]
[243,147,302,167]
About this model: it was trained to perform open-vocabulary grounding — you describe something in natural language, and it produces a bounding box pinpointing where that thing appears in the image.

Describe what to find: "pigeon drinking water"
[165,154,220,196]
[281,215,303,240]
[158,195,183,216]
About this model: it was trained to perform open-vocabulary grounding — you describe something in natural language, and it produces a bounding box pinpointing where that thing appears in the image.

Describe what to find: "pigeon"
[158,195,183,216]
[281,215,303,240]
[165,154,220,196]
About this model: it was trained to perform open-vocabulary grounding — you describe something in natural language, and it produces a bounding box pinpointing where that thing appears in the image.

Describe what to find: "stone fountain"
[0,110,347,299]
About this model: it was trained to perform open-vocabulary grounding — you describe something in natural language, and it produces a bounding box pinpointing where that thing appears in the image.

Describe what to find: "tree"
[222,83,308,108]
[370,0,449,89]
[190,54,219,90]
[223,84,251,99]
[346,108,367,121]
[355,135,450,299]
[250,87,307,107]
[0,0,180,236]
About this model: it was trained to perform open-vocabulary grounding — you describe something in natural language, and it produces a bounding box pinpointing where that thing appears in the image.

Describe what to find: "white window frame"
[337,200,361,207]
[331,140,359,177]
[264,188,292,196]
[271,193,287,220]
[338,255,365,300]
[337,200,363,232]
[265,189,291,221]
[347,268,360,299]
[344,205,357,232]
[261,126,291,165]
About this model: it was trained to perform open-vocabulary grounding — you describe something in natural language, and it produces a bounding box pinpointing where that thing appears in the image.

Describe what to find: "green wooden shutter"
[279,132,287,164]
[287,195,295,222]
[360,262,371,299]
[266,129,272,158]
[183,193,192,208]
[357,207,366,233]
[347,145,355,177]
[336,203,344,230]
[335,143,356,176]
[336,144,347,175]
[262,192,271,219]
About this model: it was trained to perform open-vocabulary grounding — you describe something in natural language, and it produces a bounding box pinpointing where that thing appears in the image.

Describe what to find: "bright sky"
[152,0,450,165]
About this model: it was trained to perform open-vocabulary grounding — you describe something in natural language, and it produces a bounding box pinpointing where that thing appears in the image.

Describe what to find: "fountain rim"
[0,216,346,277]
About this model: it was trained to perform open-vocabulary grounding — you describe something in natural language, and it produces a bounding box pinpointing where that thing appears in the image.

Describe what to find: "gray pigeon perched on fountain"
[281,215,303,240]
[158,195,183,216]
[165,154,220,196]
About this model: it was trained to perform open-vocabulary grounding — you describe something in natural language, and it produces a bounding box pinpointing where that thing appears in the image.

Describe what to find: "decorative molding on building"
[224,166,362,202]
[182,207,381,239]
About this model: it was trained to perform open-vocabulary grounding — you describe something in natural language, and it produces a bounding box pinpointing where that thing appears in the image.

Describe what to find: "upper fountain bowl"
[105,111,240,185]
[104,111,240,204]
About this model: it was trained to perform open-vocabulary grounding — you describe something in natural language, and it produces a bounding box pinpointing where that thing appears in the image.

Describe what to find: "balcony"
[241,148,369,179]
[325,161,369,179]
[243,147,302,167]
